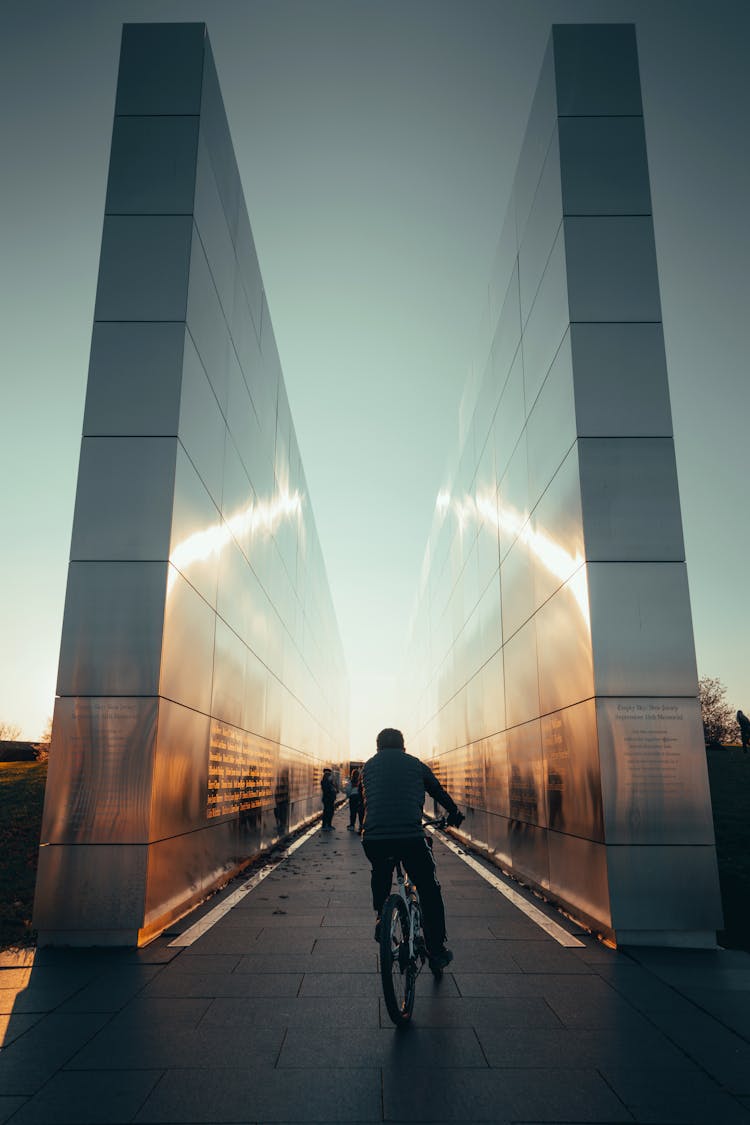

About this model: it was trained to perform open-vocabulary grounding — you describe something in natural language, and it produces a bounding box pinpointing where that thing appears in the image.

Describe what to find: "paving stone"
[202,994,379,1028]
[134,1065,382,1122]
[140,970,303,999]
[220,911,324,928]
[67,1022,283,1069]
[0,1012,43,1047]
[381,1065,631,1121]
[476,1025,692,1069]
[506,943,596,974]
[6,1068,162,1124]
[105,997,212,1031]
[56,966,163,1012]
[0,1097,29,1124]
[298,971,459,998]
[278,1025,487,1068]
[648,1007,750,1094]
[602,1065,750,1124]
[378,995,563,1030]
[163,953,242,973]
[438,940,522,972]
[0,1013,111,1095]
[234,950,377,973]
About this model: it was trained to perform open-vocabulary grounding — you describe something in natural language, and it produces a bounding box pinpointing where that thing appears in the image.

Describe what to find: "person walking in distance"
[347,766,364,831]
[737,710,750,753]
[320,767,338,831]
[361,727,464,972]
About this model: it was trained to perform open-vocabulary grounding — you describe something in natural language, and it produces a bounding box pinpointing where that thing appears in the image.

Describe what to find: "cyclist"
[361,727,464,971]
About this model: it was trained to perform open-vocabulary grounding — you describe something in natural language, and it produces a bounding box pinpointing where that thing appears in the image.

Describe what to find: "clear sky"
[0,0,748,752]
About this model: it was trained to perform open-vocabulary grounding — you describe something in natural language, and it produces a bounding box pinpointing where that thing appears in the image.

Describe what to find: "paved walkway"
[2,804,750,1124]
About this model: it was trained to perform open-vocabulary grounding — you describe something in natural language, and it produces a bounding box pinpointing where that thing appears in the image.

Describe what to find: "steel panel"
[58,562,167,697]
[529,444,584,613]
[71,437,177,561]
[559,115,651,216]
[541,699,604,841]
[509,820,550,890]
[498,430,530,562]
[34,842,149,940]
[521,223,569,410]
[484,731,510,816]
[548,833,611,927]
[513,36,556,248]
[588,562,699,697]
[485,811,513,867]
[481,650,506,736]
[40,696,158,845]
[95,215,193,322]
[211,617,246,728]
[552,24,643,116]
[502,619,540,728]
[570,322,673,437]
[579,438,685,561]
[492,348,525,485]
[160,564,216,714]
[169,444,221,607]
[178,331,227,506]
[597,697,717,846]
[186,230,231,414]
[507,719,546,827]
[519,127,563,327]
[194,134,238,318]
[607,844,723,935]
[489,205,519,327]
[84,323,185,437]
[199,43,242,240]
[525,331,576,510]
[115,23,205,115]
[150,698,211,839]
[536,567,594,715]
[106,115,199,215]
[501,535,535,643]
[564,216,661,323]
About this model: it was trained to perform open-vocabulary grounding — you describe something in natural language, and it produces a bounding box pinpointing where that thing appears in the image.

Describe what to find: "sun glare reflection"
[441,489,589,622]
[168,487,303,593]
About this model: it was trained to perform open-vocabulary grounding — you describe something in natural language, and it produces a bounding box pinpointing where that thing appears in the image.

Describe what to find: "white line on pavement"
[168,822,321,948]
[432,830,586,948]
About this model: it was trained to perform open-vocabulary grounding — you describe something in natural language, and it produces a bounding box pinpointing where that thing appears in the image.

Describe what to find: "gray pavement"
[2,803,750,1124]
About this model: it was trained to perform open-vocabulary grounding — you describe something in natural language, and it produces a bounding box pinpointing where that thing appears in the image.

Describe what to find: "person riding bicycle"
[361,727,464,971]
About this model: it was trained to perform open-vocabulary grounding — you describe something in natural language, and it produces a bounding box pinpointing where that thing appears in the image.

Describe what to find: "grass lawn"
[1,754,748,951]
[0,761,47,948]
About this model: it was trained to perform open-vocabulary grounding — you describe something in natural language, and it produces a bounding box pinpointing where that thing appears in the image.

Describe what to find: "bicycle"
[378,815,449,1027]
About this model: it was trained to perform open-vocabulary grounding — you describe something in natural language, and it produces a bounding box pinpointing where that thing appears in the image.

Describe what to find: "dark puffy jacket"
[361,748,458,840]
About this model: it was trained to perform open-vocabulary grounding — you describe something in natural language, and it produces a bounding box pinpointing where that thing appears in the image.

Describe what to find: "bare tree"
[0,720,22,741]
[34,715,53,762]
[699,676,736,748]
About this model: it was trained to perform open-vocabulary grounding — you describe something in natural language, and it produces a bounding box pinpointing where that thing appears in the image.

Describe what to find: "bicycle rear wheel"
[379,894,416,1026]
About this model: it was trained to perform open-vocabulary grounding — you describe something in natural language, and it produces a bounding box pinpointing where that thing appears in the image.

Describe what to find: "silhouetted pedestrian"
[320,767,338,830]
[737,710,750,753]
[346,766,364,831]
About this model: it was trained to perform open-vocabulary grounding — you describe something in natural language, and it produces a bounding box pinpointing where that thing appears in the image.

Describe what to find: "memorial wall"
[402,24,722,946]
[34,23,348,946]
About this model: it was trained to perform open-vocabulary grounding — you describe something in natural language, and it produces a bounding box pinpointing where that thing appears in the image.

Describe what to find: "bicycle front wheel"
[379,894,416,1026]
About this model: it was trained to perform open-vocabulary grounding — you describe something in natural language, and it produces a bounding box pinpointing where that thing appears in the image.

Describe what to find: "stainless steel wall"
[34,24,348,946]
[403,24,722,947]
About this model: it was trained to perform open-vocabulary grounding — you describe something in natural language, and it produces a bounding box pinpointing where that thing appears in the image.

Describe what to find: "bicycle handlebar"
[422,814,448,828]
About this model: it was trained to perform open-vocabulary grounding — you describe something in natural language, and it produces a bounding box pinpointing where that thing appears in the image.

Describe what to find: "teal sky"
[0,0,748,749]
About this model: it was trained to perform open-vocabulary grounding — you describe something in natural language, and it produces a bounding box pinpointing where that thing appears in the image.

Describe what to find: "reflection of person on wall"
[737,711,750,753]
[321,767,338,831]
[274,766,290,835]
[547,767,564,829]
[347,766,364,831]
